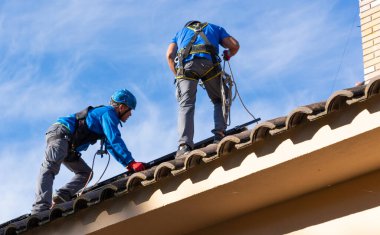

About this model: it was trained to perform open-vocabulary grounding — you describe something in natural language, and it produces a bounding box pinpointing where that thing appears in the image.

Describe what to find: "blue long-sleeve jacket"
[56,106,133,167]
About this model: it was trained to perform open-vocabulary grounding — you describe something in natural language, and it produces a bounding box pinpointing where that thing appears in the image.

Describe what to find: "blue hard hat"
[111,89,137,110]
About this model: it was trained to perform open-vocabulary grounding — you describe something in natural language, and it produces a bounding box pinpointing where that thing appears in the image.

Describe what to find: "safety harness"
[47,105,105,161]
[71,105,105,150]
[175,22,222,82]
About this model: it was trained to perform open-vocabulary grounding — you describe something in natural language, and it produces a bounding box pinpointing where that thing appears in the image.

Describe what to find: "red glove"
[127,161,145,172]
[223,50,231,61]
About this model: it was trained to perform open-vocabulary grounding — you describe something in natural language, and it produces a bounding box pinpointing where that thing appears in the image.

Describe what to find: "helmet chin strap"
[118,106,131,119]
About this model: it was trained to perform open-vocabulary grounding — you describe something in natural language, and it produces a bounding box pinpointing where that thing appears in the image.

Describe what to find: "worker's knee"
[42,160,61,176]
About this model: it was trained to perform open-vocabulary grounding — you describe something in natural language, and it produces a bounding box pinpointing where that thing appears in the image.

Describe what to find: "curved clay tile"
[234,122,273,150]
[216,135,240,156]
[99,185,118,201]
[285,103,325,129]
[111,175,130,192]
[199,143,218,156]
[154,161,177,180]
[326,90,353,112]
[3,226,16,235]
[126,172,147,192]
[233,129,251,142]
[6,221,24,235]
[73,198,89,212]
[140,166,161,186]
[26,210,50,227]
[4,214,42,235]
[184,149,207,168]
[78,184,118,206]
[49,207,64,221]
[26,216,39,230]
[366,77,380,97]
[58,200,75,216]
[79,189,103,205]
[252,117,285,140]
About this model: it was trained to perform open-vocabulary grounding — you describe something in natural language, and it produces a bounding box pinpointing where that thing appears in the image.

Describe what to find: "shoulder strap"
[177,22,219,77]
[186,22,208,31]
[75,105,104,120]
[187,22,212,46]
[71,105,105,149]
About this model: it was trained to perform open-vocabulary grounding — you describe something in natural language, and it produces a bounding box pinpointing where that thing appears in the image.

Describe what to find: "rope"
[221,60,258,125]
[221,61,235,126]
[330,7,358,93]
[77,148,111,197]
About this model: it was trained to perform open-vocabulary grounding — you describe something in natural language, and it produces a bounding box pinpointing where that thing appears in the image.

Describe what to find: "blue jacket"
[171,23,230,63]
[56,106,133,167]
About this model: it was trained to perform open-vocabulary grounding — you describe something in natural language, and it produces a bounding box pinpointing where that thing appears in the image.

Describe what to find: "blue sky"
[0,0,363,223]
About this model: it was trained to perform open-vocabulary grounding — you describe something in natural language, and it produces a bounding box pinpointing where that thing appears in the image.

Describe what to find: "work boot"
[175,144,192,158]
[213,131,225,143]
[51,190,71,208]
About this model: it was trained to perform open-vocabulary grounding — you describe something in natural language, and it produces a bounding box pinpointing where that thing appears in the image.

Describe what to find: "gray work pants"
[176,58,226,148]
[31,124,92,214]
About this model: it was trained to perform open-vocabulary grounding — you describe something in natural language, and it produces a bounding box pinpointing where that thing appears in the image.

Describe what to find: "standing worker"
[31,89,145,214]
[166,20,240,157]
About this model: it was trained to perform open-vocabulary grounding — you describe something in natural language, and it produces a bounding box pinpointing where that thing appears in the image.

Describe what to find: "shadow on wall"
[191,169,380,235]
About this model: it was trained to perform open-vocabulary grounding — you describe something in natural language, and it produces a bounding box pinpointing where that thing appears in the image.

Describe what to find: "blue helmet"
[111,89,137,110]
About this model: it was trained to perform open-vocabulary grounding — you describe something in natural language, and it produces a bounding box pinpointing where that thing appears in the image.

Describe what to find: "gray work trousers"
[176,58,227,148]
[31,124,92,214]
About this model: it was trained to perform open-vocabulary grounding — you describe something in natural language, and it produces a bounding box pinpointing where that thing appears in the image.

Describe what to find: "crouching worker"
[31,89,145,214]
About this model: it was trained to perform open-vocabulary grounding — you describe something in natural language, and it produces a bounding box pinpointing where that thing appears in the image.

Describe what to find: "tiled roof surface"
[1,78,380,235]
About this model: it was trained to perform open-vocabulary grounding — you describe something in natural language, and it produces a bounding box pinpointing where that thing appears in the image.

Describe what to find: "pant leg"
[32,124,69,214]
[176,78,198,148]
[204,76,227,134]
[186,58,227,133]
[56,158,92,199]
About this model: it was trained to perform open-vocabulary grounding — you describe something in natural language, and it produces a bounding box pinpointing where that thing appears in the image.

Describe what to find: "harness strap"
[176,26,201,77]
[176,63,222,82]
[71,105,105,150]
[188,44,216,55]
[197,31,217,64]
[176,22,220,80]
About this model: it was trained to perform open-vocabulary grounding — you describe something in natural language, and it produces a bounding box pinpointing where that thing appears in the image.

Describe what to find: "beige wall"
[190,169,380,235]
[360,0,380,82]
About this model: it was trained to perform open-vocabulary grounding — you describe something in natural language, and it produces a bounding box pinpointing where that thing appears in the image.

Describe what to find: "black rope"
[330,7,358,93]
[77,141,111,197]
[222,59,259,124]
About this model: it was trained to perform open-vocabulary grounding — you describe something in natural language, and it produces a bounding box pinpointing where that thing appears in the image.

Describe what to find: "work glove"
[127,161,145,172]
[223,50,231,61]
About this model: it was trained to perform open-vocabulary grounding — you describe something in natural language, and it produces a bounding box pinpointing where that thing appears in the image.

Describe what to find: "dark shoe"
[52,194,66,204]
[213,131,225,143]
[52,190,71,205]
[175,144,192,158]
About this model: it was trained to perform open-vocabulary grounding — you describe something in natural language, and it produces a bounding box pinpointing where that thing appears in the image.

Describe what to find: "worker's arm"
[221,36,240,57]
[101,111,133,167]
[166,42,178,76]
